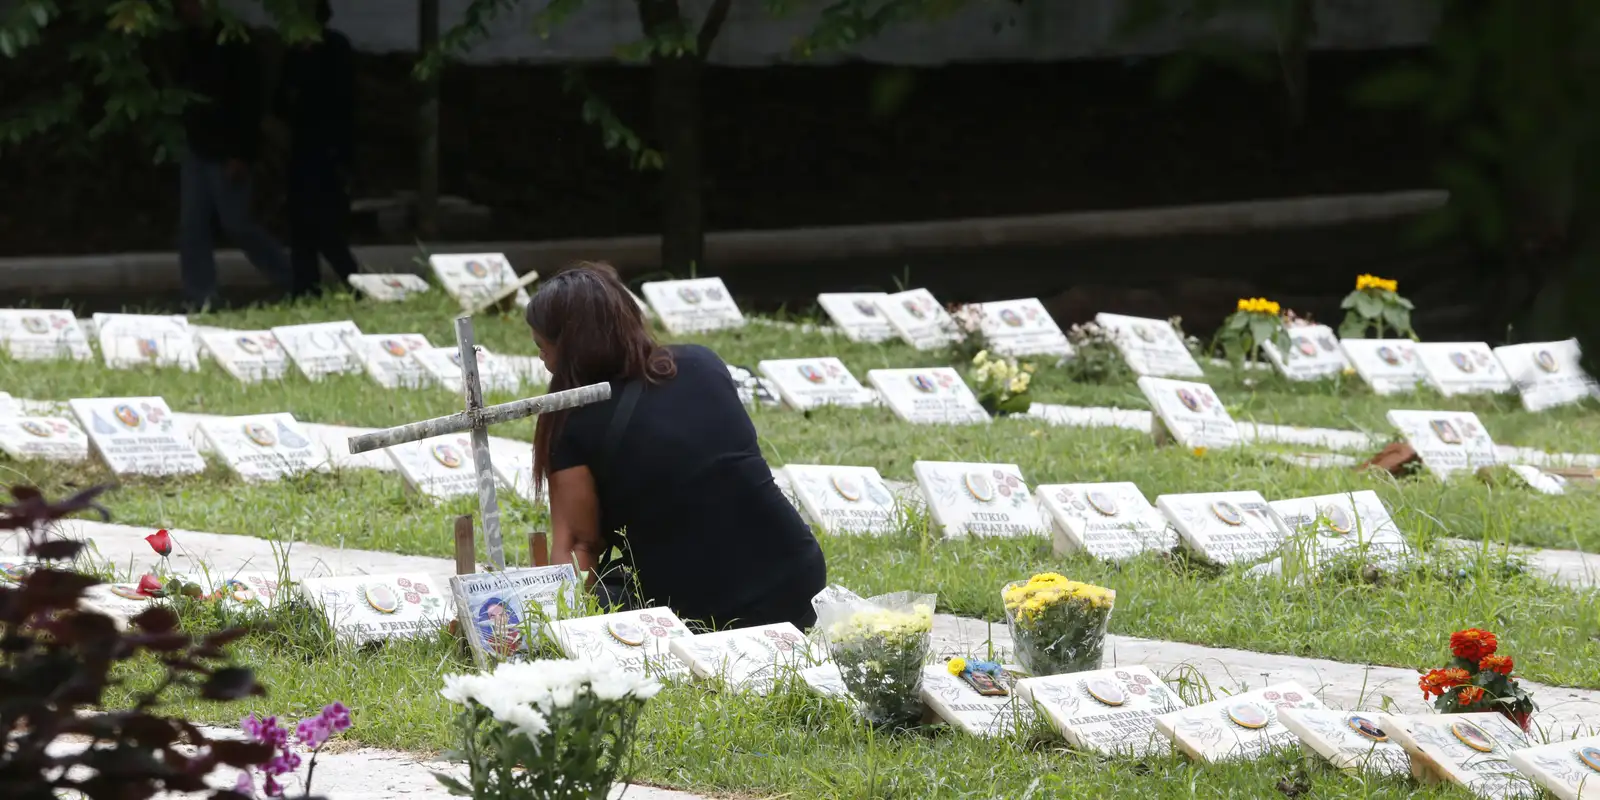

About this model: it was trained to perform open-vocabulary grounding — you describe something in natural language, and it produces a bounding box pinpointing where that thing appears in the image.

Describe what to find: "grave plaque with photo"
[550,607,692,679]
[300,573,452,645]
[1267,490,1411,570]
[1154,681,1325,764]
[1156,490,1290,565]
[198,330,289,383]
[640,278,746,334]
[1138,377,1242,450]
[878,289,960,350]
[449,565,579,668]
[818,292,894,342]
[1261,324,1350,381]
[430,253,530,308]
[0,310,94,361]
[69,396,206,476]
[386,433,478,499]
[271,321,364,380]
[1340,339,1425,395]
[0,417,89,462]
[94,313,200,371]
[914,461,1047,538]
[758,357,877,411]
[975,298,1072,358]
[784,464,900,535]
[1278,708,1412,777]
[921,663,1037,737]
[1384,712,1536,798]
[1417,342,1515,396]
[1095,312,1205,378]
[1035,482,1176,560]
[348,333,434,389]
[1494,339,1600,412]
[1386,410,1500,479]
[348,273,431,302]
[1505,733,1600,800]
[867,368,989,425]
[413,346,520,393]
[669,623,824,695]
[198,413,323,481]
[1015,665,1185,757]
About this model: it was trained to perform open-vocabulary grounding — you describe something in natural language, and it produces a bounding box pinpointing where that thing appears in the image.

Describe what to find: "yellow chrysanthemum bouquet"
[1001,573,1116,676]
[815,585,936,726]
[1214,296,1290,366]
[1340,274,1416,339]
[971,350,1035,417]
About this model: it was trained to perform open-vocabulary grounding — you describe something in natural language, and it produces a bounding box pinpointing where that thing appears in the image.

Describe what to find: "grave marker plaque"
[270,321,364,380]
[1386,410,1500,479]
[1417,342,1515,396]
[1035,482,1176,560]
[414,346,520,393]
[1278,708,1411,777]
[867,367,989,425]
[1138,376,1242,450]
[1095,312,1204,378]
[0,416,89,462]
[1507,464,1568,495]
[725,364,783,408]
[347,333,434,389]
[914,461,1047,538]
[0,309,93,361]
[1156,490,1290,565]
[921,664,1037,737]
[640,277,745,333]
[668,622,823,695]
[758,357,877,411]
[1260,324,1350,381]
[430,253,530,309]
[1505,733,1600,800]
[1153,681,1325,763]
[69,396,206,476]
[1016,665,1185,756]
[1340,339,1425,395]
[386,433,478,500]
[450,565,579,668]
[878,288,960,350]
[1267,490,1411,570]
[300,573,451,645]
[784,464,900,535]
[817,292,894,342]
[198,413,322,481]
[550,607,692,679]
[1494,339,1600,412]
[975,298,1072,358]
[198,330,289,383]
[1384,712,1537,798]
[94,313,200,371]
[348,273,431,302]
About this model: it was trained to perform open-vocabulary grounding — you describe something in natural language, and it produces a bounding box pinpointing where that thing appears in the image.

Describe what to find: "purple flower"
[234,772,255,798]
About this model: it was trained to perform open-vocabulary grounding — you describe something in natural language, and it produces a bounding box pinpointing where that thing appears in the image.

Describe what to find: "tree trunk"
[652,54,705,274]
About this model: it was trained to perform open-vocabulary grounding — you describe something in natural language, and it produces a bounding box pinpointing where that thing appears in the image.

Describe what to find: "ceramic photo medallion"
[1035,482,1177,560]
[69,396,206,476]
[1261,324,1350,381]
[1384,712,1536,798]
[550,607,692,679]
[1339,339,1426,395]
[1155,490,1290,565]
[348,273,430,302]
[878,288,961,350]
[386,433,477,500]
[1094,312,1205,378]
[669,622,825,695]
[1154,681,1325,764]
[198,329,289,383]
[1267,490,1411,570]
[1416,342,1514,396]
[1277,708,1412,777]
[1506,733,1600,800]
[817,292,895,342]
[1494,339,1600,412]
[94,313,200,371]
[1386,410,1500,479]
[784,464,900,535]
[758,357,877,411]
[347,333,434,389]
[0,417,89,462]
[413,346,520,394]
[1138,376,1242,450]
[867,367,989,425]
[1016,665,1186,757]
[1507,464,1568,496]
[725,363,782,408]
[914,461,1046,538]
[198,413,322,481]
[921,661,1036,737]
[299,573,451,645]
[0,309,94,361]
[975,298,1072,358]
[640,277,746,334]
[430,253,530,308]
[269,321,364,380]
[449,565,579,669]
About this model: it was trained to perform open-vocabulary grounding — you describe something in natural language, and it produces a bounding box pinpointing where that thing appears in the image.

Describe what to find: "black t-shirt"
[551,344,824,623]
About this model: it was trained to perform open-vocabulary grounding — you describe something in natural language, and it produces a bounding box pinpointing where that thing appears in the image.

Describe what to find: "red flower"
[1479,655,1514,675]
[145,529,173,557]
[136,574,164,597]
[1450,628,1498,662]
[1420,667,1471,699]
[1457,685,1485,706]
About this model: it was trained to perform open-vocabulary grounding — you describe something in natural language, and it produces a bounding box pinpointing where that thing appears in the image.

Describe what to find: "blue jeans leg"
[206,158,289,289]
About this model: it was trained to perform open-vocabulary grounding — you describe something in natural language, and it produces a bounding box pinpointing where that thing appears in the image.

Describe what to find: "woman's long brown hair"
[526,262,676,489]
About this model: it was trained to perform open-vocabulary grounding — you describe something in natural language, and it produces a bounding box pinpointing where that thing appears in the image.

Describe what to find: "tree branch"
[697,0,734,56]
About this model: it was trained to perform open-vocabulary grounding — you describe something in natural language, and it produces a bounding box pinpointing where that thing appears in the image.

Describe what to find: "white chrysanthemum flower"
[500,703,550,740]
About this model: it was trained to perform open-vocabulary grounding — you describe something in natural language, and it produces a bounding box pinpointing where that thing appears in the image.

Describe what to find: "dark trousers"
[595,552,823,632]
[286,148,358,296]
[179,150,289,308]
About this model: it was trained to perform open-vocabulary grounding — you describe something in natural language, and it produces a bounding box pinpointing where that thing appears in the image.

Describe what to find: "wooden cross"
[347,316,610,570]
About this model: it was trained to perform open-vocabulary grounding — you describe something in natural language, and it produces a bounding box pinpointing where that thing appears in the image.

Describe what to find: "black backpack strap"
[594,380,643,486]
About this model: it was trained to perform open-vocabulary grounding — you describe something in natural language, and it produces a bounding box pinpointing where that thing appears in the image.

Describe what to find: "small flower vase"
[1001,577,1115,677]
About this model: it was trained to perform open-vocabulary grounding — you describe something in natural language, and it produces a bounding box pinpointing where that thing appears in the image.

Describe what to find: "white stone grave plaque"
[758,357,877,411]
[1156,490,1290,565]
[386,433,477,499]
[784,465,900,535]
[976,298,1071,358]
[669,622,823,695]
[413,346,520,394]
[1495,339,1600,412]
[550,606,692,679]
[1505,734,1600,800]
[867,367,989,425]
[1015,665,1185,757]
[299,573,452,645]
[348,273,430,301]
[0,393,21,418]
[1138,376,1242,450]
[799,662,852,701]
[270,321,363,380]
[449,565,579,668]
[1153,681,1325,763]
[1035,482,1176,560]
[921,664,1036,737]
[497,354,552,387]
[347,333,434,389]
[1417,342,1515,396]
[0,310,93,361]
[639,277,745,333]
[430,253,529,308]
[1507,464,1568,495]
[1267,490,1410,570]
[94,314,199,371]
[1384,712,1536,798]
[69,397,205,477]
[1387,410,1500,479]
[1340,339,1425,395]
[197,413,322,481]
[0,417,89,462]
[1260,324,1350,381]
[197,330,289,383]
[1095,312,1204,378]
[489,435,541,501]
[817,292,894,342]
[914,461,1046,538]
[878,289,960,350]
[1278,708,1411,777]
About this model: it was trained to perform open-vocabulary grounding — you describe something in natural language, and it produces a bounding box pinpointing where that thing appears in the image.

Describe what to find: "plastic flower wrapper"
[812,584,936,726]
[1001,573,1115,676]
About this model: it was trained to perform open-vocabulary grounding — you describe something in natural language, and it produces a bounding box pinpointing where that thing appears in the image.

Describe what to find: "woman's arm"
[548,465,606,585]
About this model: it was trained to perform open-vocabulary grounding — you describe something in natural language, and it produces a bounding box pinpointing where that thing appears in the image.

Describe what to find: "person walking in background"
[276,0,360,298]
[175,0,288,311]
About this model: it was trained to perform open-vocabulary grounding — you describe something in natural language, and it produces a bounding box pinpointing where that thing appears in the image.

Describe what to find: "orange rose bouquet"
[1418,627,1535,731]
